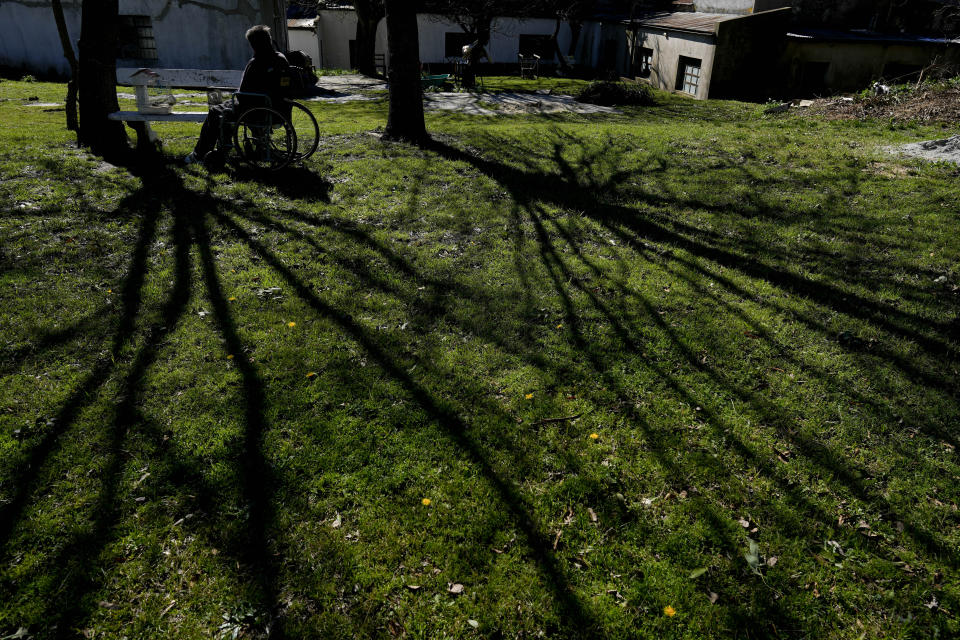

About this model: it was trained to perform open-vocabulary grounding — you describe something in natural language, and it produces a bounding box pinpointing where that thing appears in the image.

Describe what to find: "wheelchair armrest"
[234,91,272,108]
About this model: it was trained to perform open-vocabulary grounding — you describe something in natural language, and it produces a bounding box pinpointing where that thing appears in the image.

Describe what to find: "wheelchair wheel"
[233,107,298,171]
[286,100,320,161]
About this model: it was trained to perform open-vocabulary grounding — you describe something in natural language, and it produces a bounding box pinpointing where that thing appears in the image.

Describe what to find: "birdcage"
[131,68,176,115]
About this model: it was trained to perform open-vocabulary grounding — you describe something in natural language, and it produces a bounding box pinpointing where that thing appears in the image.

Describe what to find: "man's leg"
[193,106,225,157]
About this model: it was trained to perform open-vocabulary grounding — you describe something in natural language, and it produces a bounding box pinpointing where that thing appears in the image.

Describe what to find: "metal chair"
[519,54,540,80]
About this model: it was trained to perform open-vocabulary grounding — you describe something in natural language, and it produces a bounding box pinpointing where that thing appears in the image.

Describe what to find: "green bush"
[575,81,655,106]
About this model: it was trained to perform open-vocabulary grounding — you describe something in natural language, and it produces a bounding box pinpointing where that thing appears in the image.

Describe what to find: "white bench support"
[111,67,242,150]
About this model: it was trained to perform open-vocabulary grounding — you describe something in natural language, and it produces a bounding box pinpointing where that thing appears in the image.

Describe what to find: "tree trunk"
[51,0,79,133]
[384,0,426,143]
[355,0,385,77]
[552,17,568,71]
[78,0,128,157]
[567,22,582,57]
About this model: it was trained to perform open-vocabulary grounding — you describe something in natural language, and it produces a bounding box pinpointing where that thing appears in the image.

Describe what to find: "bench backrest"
[117,67,243,88]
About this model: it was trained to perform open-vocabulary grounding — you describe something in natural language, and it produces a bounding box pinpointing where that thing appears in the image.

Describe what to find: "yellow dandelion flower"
[556,324,562,329]
[525,393,534,400]
[589,433,599,440]
[228,296,237,302]
[107,289,112,293]
[421,498,432,506]
[664,605,676,617]
[288,321,296,328]
[227,355,234,360]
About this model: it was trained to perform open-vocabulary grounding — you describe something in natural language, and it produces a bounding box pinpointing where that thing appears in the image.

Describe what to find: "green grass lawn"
[1,76,958,639]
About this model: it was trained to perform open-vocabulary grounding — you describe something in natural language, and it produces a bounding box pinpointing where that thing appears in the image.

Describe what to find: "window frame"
[675,55,702,96]
[636,46,653,78]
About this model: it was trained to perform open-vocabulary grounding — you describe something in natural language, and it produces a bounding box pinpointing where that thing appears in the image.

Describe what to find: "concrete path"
[120,74,617,116]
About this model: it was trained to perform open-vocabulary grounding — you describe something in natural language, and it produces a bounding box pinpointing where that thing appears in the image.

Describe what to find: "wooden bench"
[109,68,243,148]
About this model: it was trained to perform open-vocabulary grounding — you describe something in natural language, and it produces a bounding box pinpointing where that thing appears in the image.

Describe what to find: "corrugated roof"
[631,11,739,35]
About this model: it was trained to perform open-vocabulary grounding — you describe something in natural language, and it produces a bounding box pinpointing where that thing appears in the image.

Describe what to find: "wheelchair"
[202,91,319,172]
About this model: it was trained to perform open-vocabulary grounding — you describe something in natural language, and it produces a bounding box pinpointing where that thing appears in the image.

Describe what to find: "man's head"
[245,25,274,55]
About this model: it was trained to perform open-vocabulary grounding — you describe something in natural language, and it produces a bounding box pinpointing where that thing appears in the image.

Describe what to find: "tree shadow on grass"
[4,128,957,638]
[218,178,814,634]
[426,134,959,417]
[204,201,600,636]
[421,133,959,564]
[221,143,957,633]
[0,163,291,638]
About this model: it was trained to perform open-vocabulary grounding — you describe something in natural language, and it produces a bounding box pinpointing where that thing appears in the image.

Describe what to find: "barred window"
[636,47,653,78]
[676,56,701,96]
[117,15,158,61]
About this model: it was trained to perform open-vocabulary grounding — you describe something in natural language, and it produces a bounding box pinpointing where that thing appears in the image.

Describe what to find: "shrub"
[575,81,655,106]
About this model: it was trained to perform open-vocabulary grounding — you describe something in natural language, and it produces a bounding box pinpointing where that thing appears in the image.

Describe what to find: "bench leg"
[128,121,161,153]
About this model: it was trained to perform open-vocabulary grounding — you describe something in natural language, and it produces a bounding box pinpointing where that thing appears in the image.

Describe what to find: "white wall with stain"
[0,0,282,75]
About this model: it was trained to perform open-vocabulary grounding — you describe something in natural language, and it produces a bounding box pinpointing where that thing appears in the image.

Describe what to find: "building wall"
[313,10,571,70]
[693,0,791,14]
[0,0,280,76]
[784,40,960,93]
[289,26,321,68]
[577,22,632,77]
[0,0,82,76]
[711,8,789,99]
[629,29,717,98]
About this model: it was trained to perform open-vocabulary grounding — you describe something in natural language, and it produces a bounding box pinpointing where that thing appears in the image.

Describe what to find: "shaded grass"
[1,77,959,639]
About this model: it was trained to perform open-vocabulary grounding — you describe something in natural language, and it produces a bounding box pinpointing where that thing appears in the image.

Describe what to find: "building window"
[117,15,157,61]
[444,32,474,58]
[676,56,701,96]
[519,34,552,59]
[636,46,653,78]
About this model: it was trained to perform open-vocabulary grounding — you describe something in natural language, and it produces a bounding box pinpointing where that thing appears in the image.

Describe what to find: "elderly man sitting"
[184,24,290,165]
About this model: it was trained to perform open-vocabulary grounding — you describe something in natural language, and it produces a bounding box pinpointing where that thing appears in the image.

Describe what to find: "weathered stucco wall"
[0,0,279,75]
[630,29,717,99]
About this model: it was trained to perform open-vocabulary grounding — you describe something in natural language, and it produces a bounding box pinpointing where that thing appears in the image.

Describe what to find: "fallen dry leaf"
[588,507,598,523]
[448,583,464,595]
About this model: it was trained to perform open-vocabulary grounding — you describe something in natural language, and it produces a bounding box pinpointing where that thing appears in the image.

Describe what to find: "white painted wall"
[0,0,81,76]
[0,0,280,75]
[289,26,321,67]
[312,10,571,70]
